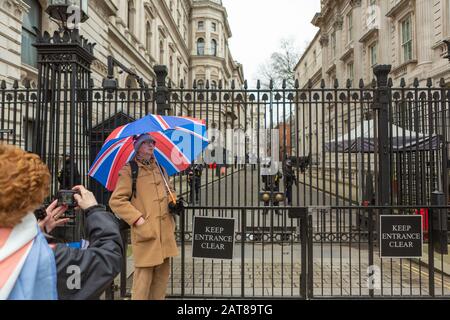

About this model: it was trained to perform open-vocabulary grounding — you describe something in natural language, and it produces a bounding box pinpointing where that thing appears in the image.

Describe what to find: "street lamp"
[46,0,89,29]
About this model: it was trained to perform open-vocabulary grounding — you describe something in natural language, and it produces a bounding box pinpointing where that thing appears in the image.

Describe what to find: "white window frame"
[347,12,353,43]
[331,31,336,58]
[369,41,378,67]
[401,15,413,63]
[368,0,377,28]
[347,62,354,82]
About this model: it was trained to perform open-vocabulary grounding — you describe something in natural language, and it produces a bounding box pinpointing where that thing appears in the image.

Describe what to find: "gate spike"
[371,79,377,88]
[359,79,364,88]
[13,80,19,89]
[257,80,261,90]
[282,79,287,89]
[426,78,432,88]
[231,80,235,89]
[320,79,325,89]
[440,78,446,87]
[413,78,419,87]
[180,79,184,89]
[244,80,248,90]
[269,79,273,90]
[334,78,339,89]
[218,79,223,89]
[24,79,31,89]
[294,79,299,89]
[307,79,313,89]
[400,78,406,88]
[193,79,197,89]
[1,80,6,90]
[388,78,393,87]
[346,79,352,88]
[205,80,210,89]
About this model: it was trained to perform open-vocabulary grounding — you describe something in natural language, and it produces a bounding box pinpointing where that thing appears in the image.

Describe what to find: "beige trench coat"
[109,160,179,268]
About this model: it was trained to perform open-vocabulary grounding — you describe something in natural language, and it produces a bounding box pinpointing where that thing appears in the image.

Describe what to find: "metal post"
[373,65,392,210]
[154,65,169,115]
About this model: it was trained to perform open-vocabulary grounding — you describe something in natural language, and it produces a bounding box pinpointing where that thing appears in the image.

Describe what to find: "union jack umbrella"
[88,115,208,191]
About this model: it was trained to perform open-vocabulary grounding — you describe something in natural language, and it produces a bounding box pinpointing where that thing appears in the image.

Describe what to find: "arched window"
[197,38,205,55]
[146,21,152,53]
[160,40,164,65]
[22,0,42,67]
[128,0,135,34]
[197,80,204,90]
[211,39,217,56]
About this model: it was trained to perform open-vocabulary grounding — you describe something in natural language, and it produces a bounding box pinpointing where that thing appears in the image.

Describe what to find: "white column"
[415,0,433,65]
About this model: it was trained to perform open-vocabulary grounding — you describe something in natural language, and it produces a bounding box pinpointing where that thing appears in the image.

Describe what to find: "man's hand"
[38,200,70,234]
[72,185,98,210]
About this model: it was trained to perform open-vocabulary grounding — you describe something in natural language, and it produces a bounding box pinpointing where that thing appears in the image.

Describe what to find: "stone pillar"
[333,15,344,83]
[415,0,433,65]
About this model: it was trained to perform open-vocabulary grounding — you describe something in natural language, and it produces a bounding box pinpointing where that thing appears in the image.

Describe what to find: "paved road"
[116,167,450,299]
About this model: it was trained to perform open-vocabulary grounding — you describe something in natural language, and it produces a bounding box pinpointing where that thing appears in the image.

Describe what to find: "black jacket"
[57,159,82,189]
[54,206,123,300]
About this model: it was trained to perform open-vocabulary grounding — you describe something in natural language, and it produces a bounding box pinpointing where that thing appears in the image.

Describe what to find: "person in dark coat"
[187,164,203,204]
[39,185,123,300]
[57,154,81,189]
[283,159,297,205]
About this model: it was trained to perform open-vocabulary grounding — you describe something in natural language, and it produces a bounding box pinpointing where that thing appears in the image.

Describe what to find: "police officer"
[187,163,203,204]
[283,159,297,206]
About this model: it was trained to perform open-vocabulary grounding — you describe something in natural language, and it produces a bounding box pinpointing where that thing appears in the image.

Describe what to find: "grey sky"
[221,0,321,84]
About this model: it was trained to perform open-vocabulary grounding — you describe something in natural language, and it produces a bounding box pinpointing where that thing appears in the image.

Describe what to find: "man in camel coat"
[109,134,178,300]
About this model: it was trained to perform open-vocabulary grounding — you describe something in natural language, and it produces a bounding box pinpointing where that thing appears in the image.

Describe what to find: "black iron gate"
[1,48,450,298]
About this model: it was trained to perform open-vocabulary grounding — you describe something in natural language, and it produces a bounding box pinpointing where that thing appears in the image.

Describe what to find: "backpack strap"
[129,160,139,200]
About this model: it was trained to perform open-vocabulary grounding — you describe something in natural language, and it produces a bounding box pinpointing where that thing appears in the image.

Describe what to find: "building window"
[347,12,353,42]
[211,22,217,32]
[368,0,377,28]
[370,42,378,66]
[198,21,204,30]
[211,81,217,89]
[128,0,135,34]
[160,40,164,65]
[22,0,41,68]
[331,31,336,58]
[347,62,354,82]
[197,38,205,55]
[197,80,205,90]
[146,21,152,54]
[169,56,173,81]
[211,39,217,56]
[401,15,413,62]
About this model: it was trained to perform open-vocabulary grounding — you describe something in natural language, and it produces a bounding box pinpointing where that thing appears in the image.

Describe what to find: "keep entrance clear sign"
[380,215,423,258]
[192,216,236,260]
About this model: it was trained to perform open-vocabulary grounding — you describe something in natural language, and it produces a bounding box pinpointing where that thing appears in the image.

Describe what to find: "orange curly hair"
[0,144,50,227]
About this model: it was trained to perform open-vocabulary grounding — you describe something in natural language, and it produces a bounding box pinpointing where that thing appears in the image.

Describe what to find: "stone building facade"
[0,0,244,128]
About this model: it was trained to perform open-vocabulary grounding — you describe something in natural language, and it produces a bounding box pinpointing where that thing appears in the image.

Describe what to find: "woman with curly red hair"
[0,143,57,300]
